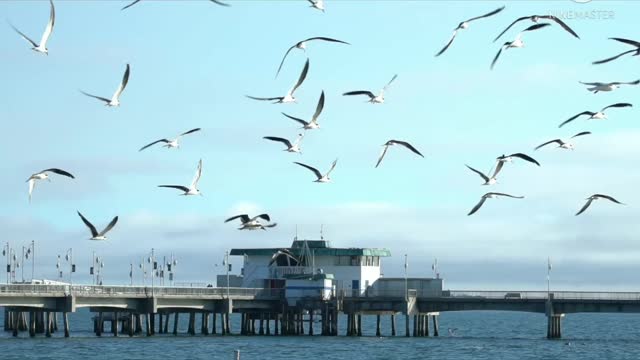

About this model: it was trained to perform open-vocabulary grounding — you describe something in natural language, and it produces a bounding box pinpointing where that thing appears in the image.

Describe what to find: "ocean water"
[1,310,640,359]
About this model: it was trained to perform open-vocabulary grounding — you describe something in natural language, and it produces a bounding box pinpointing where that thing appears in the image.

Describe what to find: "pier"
[3,284,640,339]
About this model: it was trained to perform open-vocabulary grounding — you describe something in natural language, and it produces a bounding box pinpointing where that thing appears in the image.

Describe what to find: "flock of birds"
[11,0,637,243]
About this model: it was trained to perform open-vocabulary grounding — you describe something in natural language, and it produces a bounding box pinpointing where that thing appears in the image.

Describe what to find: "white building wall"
[239,254,383,296]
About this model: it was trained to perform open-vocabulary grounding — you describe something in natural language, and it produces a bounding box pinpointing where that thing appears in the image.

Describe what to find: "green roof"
[230,240,391,257]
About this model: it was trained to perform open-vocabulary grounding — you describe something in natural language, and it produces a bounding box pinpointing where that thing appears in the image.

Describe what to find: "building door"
[352,280,360,297]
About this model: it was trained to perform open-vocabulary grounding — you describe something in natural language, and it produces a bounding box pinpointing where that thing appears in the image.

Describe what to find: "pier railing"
[0,284,283,299]
[443,290,640,301]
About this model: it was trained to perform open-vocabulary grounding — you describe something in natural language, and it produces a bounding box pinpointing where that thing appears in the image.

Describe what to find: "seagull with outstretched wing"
[81,64,131,107]
[10,0,55,55]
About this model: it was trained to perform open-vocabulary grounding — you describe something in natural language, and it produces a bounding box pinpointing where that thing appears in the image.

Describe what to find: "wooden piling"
[405,314,410,337]
[391,314,396,336]
[29,311,35,337]
[376,314,381,336]
[308,311,313,336]
[53,312,58,332]
[260,313,265,335]
[221,313,227,335]
[432,315,439,337]
[164,313,170,334]
[63,312,70,338]
[149,313,156,335]
[158,312,163,334]
[97,312,103,336]
[266,313,271,335]
[113,312,119,336]
[12,311,19,337]
[212,313,217,335]
[188,312,195,335]
[274,313,279,335]
[128,313,134,337]
[145,313,151,336]
[173,313,179,335]
[225,311,231,334]
[135,314,142,334]
[203,312,210,335]
[412,315,417,337]
[45,312,51,338]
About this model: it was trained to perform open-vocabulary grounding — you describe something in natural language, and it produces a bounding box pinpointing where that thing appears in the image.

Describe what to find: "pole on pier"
[63,312,70,338]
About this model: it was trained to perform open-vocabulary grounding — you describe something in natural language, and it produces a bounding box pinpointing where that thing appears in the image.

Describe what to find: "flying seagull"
[77,211,119,241]
[465,164,502,186]
[493,14,579,42]
[282,91,325,130]
[26,168,75,203]
[468,192,524,216]
[276,37,349,77]
[225,214,277,230]
[375,140,424,168]
[534,131,591,151]
[496,153,540,167]
[308,0,324,12]
[247,58,309,104]
[10,0,55,55]
[122,0,229,10]
[269,249,300,266]
[593,38,640,65]
[158,159,203,196]
[491,23,550,70]
[80,64,131,107]
[294,159,337,183]
[436,5,505,57]
[559,103,633,128]
[343,74,398,104]
[139,128,201,152]
[575,194,625,216]
[263,133,304,153]
[580,80,640,94]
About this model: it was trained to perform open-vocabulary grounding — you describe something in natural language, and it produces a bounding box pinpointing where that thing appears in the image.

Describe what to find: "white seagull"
[468,192,524,216]
[224,214,277,230]
[122,0,229,10]
[343,74,398,104]
[580,80,640,94]
[77,211,119,241]
[269,249,300,266]
[491,23,550,70]
[247,59,309,104]
[294,159,337,183]
[158,159,203,196]
[263,133,304,153]
[282,91,325,130]
[139,128,201,152]
[26,168,75,203]
[593,38,640,65]
[559,103,633,128]
[308,0,324,12]
[10,0,55,55]
[81,64,131,107]
[436,6,505,57]
[466,164,502,186]
[276,37,349,77]
[493,14,579,42]
[575,194,625,216]
[534,131,591,151]
[495,153,540,167]
[376,140,424,168]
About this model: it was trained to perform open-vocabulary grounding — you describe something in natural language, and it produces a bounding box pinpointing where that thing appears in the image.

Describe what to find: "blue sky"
[1,0,639,290]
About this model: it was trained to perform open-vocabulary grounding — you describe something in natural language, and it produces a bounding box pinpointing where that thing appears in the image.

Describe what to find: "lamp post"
[62,248,75,285]
[167,254,177,286]
[431,258,438,279]
[223,250,230,299]
[129,263,133,286]
[547,257,552,300]
[404,254,408,302]
[3,242,9,284]
[23,241,35,282]
[148,248,156,295]
[139,258,146,286]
